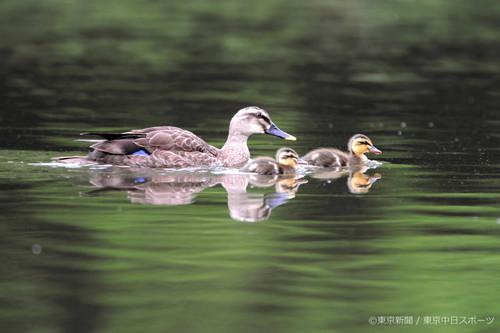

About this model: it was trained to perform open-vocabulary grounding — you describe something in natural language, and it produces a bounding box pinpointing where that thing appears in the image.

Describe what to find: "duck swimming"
[303,134,381,167]
[54,106,296,168]
[239,147,307,175]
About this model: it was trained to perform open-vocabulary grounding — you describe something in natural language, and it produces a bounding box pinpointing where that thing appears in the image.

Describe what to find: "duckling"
[239,148,307,175]
[54,106,296,168]
[303,134,381,167]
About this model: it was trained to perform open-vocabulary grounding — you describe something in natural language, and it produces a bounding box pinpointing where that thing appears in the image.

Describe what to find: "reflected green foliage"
[1,1,500,333]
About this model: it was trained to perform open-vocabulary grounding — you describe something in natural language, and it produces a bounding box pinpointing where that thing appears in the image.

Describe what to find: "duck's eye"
[358,141,370,145]
[255,113,263,118]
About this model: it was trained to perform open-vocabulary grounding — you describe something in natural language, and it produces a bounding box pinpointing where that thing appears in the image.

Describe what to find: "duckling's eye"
[359,141,370,145]
[255,113,263,118]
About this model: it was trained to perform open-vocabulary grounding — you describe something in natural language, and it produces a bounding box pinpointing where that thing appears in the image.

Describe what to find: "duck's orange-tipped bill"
[265,123,296,141]
[369,145,382,154]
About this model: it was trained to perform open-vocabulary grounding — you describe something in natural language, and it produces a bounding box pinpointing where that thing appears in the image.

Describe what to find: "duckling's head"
[275,178,308,194]
[348,171,382,194]
[231,106,296,141]
[276,148,308,166]
[348,134,382,156]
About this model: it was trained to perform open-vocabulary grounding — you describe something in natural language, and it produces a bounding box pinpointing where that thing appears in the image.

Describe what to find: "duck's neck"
[219,131,251,167]
[348,152,368,165]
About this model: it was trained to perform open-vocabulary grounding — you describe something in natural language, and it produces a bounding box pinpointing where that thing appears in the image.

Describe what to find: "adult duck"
[239,147,307,175]
[303,134,381,167]
[54,106,296,168]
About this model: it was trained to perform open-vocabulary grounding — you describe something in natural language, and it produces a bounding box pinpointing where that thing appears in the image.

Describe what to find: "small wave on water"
[29,161,246,176]
[28,161,113,169]
[366,160,384,168]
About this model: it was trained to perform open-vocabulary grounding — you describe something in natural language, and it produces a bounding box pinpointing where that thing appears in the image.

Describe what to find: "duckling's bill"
[369,173,382,184]
[369,146,382,154]
[296,157,308,165]
[265,123,296,141]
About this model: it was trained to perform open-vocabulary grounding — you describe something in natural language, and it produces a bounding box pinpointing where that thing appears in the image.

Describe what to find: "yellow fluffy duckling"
[303,134,381,167]
[240,148,307,175]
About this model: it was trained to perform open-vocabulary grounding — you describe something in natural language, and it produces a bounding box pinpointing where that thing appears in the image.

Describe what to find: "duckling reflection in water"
[224,175,307,222]
[311,165,382,194]
[303,134,382,167]
[239,147,308,175]
[348,170,381,194]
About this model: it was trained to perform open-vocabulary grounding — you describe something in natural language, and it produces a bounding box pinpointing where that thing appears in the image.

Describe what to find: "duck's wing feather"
[132,127,219,155]
[90,139,142,155]
[80,126,173,140]
[80,132,141,141]
[83,126,218,155]
[76,126,220,168]
[328,149,349,164]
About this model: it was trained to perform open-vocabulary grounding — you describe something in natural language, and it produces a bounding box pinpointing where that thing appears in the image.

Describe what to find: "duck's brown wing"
[131,126,219,155]
[84,126,218,155]
[90,139,142,155]
[67,126,220,168]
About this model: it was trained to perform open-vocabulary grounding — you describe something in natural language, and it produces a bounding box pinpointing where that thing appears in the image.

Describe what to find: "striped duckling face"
[349,134,382,156]
[348,171,382,194]
[232,106,296,141]
[276,148,308,166]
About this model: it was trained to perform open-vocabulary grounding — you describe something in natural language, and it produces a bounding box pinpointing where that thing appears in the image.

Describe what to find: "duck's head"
[231,106,296,140]
[276,147,308,166]
[348,134,382,156]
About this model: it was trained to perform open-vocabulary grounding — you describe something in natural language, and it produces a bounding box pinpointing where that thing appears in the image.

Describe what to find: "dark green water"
[1,1,499,332]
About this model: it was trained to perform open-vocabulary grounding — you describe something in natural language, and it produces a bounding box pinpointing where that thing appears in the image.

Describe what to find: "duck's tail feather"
[80,132,142,141]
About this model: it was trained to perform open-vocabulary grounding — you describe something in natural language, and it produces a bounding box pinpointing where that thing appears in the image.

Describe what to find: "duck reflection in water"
[311,165,382,194]
[82,168,307,222]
